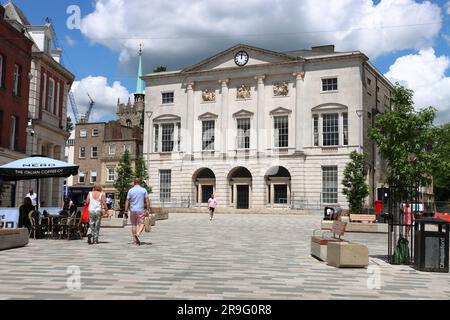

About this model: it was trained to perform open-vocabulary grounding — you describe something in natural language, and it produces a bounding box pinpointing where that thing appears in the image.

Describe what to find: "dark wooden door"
[236,185,249,209]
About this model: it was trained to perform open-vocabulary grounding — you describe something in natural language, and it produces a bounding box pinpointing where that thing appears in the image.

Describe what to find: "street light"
[145,111,153,186]
[356,109,363,153]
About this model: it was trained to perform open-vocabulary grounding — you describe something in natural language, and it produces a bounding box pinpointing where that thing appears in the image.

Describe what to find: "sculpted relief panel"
[273,81,289,96]
[202,89,216,102]
[237,85,251,99]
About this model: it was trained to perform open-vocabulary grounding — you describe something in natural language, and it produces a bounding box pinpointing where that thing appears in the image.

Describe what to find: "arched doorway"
[228,167,252,209]
[265,166,291,207]
[192,168,216,206]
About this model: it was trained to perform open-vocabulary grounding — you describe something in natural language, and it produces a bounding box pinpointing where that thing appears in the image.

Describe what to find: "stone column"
[186,82,195,155]
[255,75,265,155]
[293,72,305,151]
[270,183,275,208]
[219,79,229,157]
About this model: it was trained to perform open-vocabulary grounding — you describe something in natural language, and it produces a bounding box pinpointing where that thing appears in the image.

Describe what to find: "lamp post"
[356,109,363,153]
[145,111,153,186]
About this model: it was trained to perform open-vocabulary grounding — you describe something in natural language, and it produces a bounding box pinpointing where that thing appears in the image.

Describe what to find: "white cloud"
[446,1,450,14]
[71,76,131,122]
[385,48,450,124]
[65,35,76,47]
[80,0,442,71]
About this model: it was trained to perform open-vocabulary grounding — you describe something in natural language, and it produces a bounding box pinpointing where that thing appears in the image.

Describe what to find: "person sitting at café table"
[19,197,34,229]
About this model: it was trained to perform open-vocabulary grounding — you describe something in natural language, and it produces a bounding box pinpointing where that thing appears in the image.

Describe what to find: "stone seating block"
[310,236,345,261]
[101,217,127,228]
[326,242,369,268]
[0,228,29,251]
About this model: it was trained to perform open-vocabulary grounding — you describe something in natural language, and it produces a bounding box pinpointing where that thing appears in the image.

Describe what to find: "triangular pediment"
[232,109,254,118]
[182,44,299,73]
[153,114,181,122]
[270,107,292,115]
[198,112,219,120]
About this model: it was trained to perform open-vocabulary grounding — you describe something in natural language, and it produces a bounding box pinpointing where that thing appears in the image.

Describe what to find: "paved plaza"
[0,213,449,300]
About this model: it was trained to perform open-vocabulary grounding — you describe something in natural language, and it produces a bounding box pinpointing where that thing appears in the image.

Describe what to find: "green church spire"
[135,45,145,95]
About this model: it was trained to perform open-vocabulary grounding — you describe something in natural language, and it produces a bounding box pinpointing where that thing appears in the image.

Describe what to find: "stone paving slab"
[0,213,449,299]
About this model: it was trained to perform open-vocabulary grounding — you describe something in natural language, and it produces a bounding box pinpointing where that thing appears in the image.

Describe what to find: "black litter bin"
[414,218,449,272]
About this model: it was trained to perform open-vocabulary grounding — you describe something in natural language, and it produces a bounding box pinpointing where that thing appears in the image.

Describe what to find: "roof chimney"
[311,45,335,53]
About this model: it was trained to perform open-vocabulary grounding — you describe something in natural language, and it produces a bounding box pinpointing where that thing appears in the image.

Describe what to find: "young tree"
[342,151,369,214]
[114,150,133,212]
[369,84,442,202]
[66,116,74,133]
[134,157,152,193]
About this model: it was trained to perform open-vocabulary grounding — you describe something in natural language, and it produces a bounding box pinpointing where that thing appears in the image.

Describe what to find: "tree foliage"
[342,151,369,213]
[432,123,450,201]
[114,150,133,211]
[134,157,152,193]
[153,66,167,73]
[66,116,74,133]
[369,83,444,201]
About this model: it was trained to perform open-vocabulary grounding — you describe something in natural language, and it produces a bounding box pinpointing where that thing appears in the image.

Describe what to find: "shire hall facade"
[142,44,393,210]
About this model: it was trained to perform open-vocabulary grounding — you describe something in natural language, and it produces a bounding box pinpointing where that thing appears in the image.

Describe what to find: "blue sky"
[8,0,450,123]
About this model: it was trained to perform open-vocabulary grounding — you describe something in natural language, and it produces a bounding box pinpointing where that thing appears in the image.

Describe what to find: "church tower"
[117,46,145,129]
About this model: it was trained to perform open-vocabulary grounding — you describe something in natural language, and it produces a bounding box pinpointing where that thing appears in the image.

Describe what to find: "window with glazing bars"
[160,170,171,202]
[13,64,21,96]
[274,116,288,148]
[154,124,159,152]
[322,113,339,146]
[322,78,338,91]
[237,118,250,149]
[322,166,338,203]
[161,123,174,152]
[202,120,215,151]
[343,112,348,145]
[162,92,174,104]
[313,115,319,146]
[107,168,115,182]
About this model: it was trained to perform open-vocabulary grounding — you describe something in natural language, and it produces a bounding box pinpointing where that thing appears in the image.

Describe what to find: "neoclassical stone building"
[142,44,393,210]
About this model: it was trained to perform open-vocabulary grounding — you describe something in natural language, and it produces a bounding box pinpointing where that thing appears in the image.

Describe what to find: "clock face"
[234,51,249,67]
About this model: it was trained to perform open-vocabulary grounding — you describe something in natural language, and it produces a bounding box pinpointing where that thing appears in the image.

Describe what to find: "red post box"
[374,200,383,213]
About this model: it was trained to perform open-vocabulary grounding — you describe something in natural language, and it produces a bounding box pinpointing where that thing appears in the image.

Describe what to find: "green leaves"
[342,151,369,214]
[369,83,446,201]
[134,157,152,193]
[114,150,133,211]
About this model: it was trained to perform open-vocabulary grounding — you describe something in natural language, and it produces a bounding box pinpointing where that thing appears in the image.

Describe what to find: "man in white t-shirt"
[25,188,37,209]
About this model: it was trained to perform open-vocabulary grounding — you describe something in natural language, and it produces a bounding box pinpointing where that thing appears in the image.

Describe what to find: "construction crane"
[45,16,95,124]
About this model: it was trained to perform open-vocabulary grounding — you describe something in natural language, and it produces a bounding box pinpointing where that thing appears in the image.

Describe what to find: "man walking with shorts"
[125,178,150,245]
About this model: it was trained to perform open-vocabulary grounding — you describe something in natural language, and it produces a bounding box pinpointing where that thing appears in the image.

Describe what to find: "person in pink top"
[208,194,217,221]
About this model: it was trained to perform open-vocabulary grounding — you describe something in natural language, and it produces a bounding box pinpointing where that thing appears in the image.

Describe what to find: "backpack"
[392,236,411,265]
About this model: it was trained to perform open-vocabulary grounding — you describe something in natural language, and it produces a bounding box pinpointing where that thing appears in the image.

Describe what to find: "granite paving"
[0,213,449,299]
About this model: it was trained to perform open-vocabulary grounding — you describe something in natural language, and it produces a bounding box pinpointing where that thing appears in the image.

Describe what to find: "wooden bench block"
[326,242,369,268]
[350,214,376,223]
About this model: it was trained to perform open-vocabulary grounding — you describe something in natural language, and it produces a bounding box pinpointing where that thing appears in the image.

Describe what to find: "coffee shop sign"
[21,163,56,168]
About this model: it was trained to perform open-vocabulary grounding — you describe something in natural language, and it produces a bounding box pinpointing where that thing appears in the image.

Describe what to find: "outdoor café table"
[48,214,66,238]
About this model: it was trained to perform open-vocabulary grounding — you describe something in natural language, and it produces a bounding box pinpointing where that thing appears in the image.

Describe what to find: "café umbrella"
[0,156,79,211]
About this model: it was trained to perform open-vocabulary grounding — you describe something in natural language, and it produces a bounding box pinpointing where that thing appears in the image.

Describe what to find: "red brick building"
[0,5,33,206]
